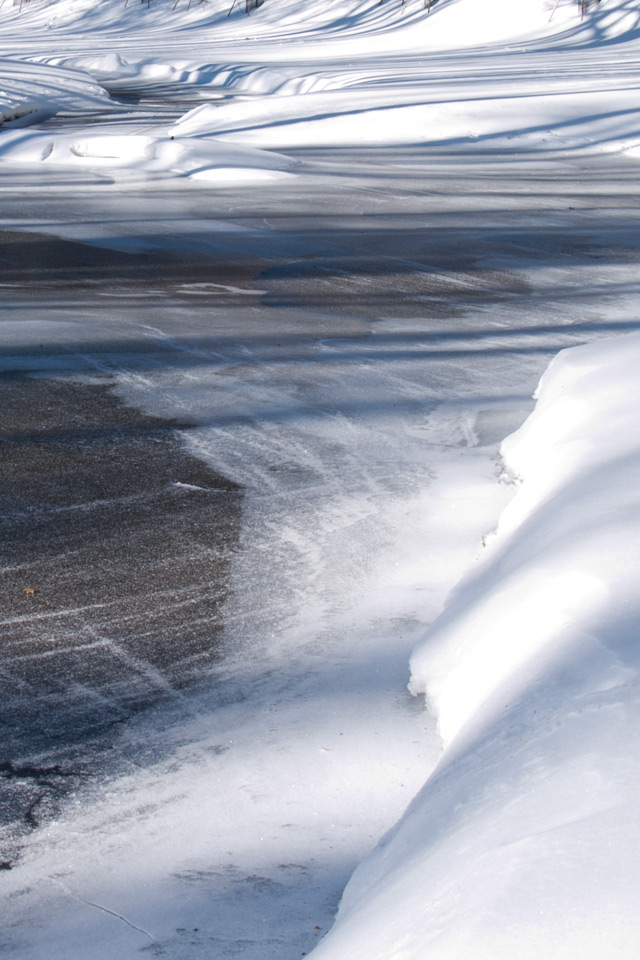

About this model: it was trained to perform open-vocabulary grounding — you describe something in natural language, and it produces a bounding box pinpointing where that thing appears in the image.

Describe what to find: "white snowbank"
[0,55,295,181]
[311,332,640,958]
[0,124,295,181]
[168,85,640,154]
[3,0,640,178]
[0,57,112,126]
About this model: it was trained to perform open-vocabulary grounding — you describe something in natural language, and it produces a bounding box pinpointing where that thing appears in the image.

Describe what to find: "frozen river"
[2,88,640,956]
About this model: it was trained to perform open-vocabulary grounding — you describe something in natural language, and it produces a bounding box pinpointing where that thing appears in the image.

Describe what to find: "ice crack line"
[49,878,157,943]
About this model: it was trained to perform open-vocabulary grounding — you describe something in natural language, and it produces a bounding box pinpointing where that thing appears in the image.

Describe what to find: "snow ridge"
[312,332,640,959]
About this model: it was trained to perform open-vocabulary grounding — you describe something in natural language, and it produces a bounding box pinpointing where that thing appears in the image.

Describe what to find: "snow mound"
[0,57,112,127]
[5,2,638,166]
[0,125,295,181]
[310,331,640,959]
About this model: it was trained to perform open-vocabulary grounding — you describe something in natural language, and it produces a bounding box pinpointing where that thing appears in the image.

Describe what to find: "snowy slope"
[0,57,112,125]
[0,0,580,44]
[1,0,640,178]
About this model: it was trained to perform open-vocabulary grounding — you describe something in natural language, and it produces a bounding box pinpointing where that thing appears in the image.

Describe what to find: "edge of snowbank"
[310,331,640,959]
[409,331,640,745]
[0,57,113,128]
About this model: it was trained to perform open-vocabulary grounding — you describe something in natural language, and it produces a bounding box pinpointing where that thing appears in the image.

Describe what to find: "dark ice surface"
[0,374,242,849]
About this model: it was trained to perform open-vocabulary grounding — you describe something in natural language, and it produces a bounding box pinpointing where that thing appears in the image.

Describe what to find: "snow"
[313,331,640,959]
[0,124,295,180]
[1,0,640,957]
[2,0,640,175]
[0,57,112,125]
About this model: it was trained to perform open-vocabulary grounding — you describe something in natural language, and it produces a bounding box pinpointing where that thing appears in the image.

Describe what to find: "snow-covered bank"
[0,57,112,126]
[311,332,640,959]
[1,0,640,178]
[0,123,296,181]
[0,0,580,45]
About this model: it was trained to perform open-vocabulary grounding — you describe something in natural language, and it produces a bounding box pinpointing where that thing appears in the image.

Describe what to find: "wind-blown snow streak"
[312,332,640,959]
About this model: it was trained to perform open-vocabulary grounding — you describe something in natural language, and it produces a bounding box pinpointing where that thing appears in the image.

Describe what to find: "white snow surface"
[1,0,640,958]
[0,56,112,125]
[1,0,640,178]
[312,332,640,959]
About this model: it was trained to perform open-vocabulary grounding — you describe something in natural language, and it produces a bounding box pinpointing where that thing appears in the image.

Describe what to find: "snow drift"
[310,332,640,959]
[3,0,640,174]
[0,57,112,126]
